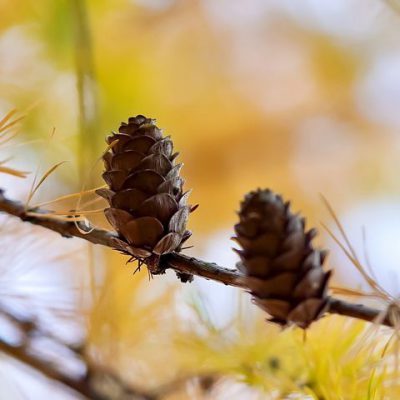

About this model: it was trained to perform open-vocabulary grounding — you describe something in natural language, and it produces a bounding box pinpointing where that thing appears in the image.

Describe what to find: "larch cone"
[234,189,331,329]
[98,115,195,266]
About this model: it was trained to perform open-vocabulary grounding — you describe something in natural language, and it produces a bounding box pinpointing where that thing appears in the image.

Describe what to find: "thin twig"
[328,298,393,328]
[0,190,395,328]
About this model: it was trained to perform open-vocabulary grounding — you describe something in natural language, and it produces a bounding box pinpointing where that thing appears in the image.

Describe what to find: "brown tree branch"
[0,304,213,399]
[0,340,96,399]
[0,348,143,400]
[0,190,394,328]
[327,298,393,327]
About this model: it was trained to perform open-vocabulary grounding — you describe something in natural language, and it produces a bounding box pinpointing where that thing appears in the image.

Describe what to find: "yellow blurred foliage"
[2,1,400,398]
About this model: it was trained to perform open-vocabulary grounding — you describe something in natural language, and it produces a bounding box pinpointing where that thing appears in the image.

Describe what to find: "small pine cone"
[97,115,194,261]
[233,189,331,329]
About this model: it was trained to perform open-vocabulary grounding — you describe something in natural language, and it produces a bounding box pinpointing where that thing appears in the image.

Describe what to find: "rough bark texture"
[234,189,331,328]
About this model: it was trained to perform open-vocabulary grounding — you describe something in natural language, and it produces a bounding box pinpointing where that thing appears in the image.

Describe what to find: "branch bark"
[0,304,216,400]
[0,190,394,328]
[0,306,156,400]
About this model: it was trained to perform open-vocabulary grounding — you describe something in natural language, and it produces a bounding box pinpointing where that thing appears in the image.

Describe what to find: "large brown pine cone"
[97,115,194,261]
[233,189,331,328]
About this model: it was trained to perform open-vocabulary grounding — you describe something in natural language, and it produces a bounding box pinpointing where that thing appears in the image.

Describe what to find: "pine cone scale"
[254,299,291,320]
[245,273,298,298]
[153,232,182,255]
[102,171,127,191]
[111,189,147,211]
[288,299,328,327]
[104,208,133,230]
[123,137,155,153]
[122,170,164,192]
[111,151,144,171]
[121,217,164,248]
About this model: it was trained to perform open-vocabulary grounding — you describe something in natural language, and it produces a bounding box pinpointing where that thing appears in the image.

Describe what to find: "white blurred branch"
[0,306,156,400]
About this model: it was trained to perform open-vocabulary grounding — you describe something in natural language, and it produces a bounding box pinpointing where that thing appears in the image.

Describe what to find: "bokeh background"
[2,0,400,399]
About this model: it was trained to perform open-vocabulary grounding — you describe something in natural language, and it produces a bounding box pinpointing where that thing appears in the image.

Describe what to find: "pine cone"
[97,115,194,262]
[233,189,331,328]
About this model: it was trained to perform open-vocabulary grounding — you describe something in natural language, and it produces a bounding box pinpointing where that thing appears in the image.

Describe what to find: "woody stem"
[0,190,394,328]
